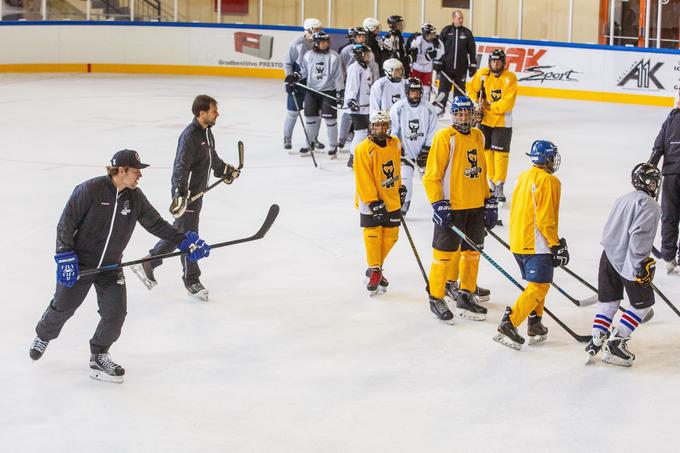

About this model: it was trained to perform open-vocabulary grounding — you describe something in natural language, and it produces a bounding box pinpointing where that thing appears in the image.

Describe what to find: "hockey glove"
[215,163,240,185]
[336,90,345,108]
[369,200,388,224]
[408,46,419,64]
[399,185,407,206]
[416,146,430,168]
[55,251,79,287]
[550,238,570,267]
[432,200,453,226]
[635,257,656,286]
[432,60,443,72]
[426,49,438,61]
[178,231,211,263]
[169,194,188,219]
[347,99,360,112]
[284,72,301,94]
[483,197,498,230]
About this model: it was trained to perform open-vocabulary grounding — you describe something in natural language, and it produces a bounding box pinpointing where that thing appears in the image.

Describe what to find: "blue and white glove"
[432,200,453,226]
[55,251,79,287]
[178,231,211,263]
[484,197,498,230]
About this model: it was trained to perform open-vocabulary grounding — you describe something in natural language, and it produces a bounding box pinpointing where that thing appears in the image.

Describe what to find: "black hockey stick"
[291,91,318,168]
[80,204,279,277]
[451,225,591,343]
[294,83,368,111]
[652,246,662,259]
[651,283,680,318]
[399,213,430,289]
[187,141,245,204]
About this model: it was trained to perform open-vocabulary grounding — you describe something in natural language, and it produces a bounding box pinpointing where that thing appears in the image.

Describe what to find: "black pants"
[598,250,654,309]
[150,200,201,285]
[660,174,680,261]
[36,270,127,354]
[437,68,467,106]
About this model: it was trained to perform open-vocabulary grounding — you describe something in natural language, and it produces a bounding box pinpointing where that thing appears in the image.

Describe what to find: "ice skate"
[493,307,525,350]
[131,258,157,290]
[186,282,209,301]
[89,353,125,383]
[347,154,354,168]
[429,296,454,322]
[311,140,325,150]
[366,267,383,296]
[283,136,292,150]
[328,147,338,159]
[454,290,487,321]
[446,281,491,303]
[365,267,388,293]
[602,330,635,367]
[585,329,610,364]
[494,182,506,204]
[29,336,50,361]
[527,313,548,345]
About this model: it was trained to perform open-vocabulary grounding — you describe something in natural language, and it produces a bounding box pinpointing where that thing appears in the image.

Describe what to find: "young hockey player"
[494,140,567,350]
[344,43,374,168]
[468,49,518,203]
[585,163,661,367]
[370,58,406,114]
[363,17,386,76]
[296,31,344,157]
[389,77,437,215]
[282,18,322,150]
[382,15,410,76]
[408,23,444,101]
[423,96,497,322]
[354,111,406,295]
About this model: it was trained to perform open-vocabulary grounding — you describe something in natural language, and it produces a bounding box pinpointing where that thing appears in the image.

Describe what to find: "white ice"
[1,73,679,452]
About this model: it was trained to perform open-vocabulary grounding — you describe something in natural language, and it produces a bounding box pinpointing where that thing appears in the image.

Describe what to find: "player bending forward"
[494,140,567,350]
[585,163,661,367]
[354,111,406,295]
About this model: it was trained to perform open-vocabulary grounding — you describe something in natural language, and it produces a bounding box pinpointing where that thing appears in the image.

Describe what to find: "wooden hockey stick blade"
[237,141,244,169]
[80,204,280,277]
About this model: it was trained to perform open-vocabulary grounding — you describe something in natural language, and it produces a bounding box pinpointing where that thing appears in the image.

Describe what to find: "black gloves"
[550,238,570,267]
[636,257,656,286]
[369,200,387,224]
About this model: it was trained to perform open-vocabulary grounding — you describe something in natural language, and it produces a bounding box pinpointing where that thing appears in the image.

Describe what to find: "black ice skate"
[585,329,610,364]
[494,182,506,203]
[89,353,125,383]
[602,330,635,367]
[311,140,325,150]
[429,296,454,322]
[328,147,338,159]
[186,282,209,301]
[493,307,525,350]
[284,136,292,150]
[131,258,157,290]
[366,267,383,296]
[29,336,50,361]
[347,154,354,168]
[446,281,491,303]
[454,290,487,321]
[527,312,548,345]
[365,267,388,293]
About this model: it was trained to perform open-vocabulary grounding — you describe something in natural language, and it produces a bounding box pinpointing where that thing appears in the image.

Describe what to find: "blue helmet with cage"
[450,96,475,133]
[527,139,560,173]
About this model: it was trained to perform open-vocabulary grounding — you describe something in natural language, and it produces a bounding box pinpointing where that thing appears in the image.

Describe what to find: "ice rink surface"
[1,73,679,452]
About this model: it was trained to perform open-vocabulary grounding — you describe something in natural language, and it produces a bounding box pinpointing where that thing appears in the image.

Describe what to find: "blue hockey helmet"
[450,95,475,133]
[527,139,560,173]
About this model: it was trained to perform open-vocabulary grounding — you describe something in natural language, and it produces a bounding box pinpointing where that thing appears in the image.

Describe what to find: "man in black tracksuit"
[140,95,239,300]
[435,10,478,110]
[364,18,386,77]
[649,104,680,272]
[29,150,210,382]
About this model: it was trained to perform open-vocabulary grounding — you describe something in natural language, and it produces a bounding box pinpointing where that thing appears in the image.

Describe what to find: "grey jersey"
[344,62,373,115]
[284,35,313,76]
[370,76,406,114]
[389,99,438,160]
[300,50,344,92]
[340,45,380,82]
[601,190,661,281]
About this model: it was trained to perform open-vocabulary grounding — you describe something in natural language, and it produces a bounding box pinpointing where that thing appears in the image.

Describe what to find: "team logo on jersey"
[464,149,481,179]
[407,119,421,141]
[490,89,502,102]
[381,160,398,188]
[391,94,401,104]
[121,200,131,216]
[314,61,325,80]
[618,59,664,90]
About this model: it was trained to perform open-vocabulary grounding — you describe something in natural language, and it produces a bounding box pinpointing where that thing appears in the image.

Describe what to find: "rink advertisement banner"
[0,22,678,105]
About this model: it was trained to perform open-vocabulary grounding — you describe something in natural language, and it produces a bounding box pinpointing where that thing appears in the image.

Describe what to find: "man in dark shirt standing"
[383,15,410,77]
[649,93,680,273]
[434,10,478,114]
[134,95,240,301]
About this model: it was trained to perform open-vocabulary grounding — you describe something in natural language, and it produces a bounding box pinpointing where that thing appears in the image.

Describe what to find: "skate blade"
[528,335,547,346]
[368,288,383,297]
[493,333,522,350]
[455,308,486,321]
[329,154,338,160]
[378,285,387,294]
[601,352,633,367]
[431,311,455,324]
[89,370,124,383]
[130,265,156,290]
[188,290,209,301]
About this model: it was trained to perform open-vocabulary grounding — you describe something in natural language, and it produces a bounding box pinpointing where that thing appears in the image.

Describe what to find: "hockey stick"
[291,91,319,169]
[651,283,680,318]
[652,246,662,259]
[450,224,592,343]
[402,155,425,176]
[187,141,245,204]
[294,83,368,111]
[399,213,430,289]
[80,204,280,277]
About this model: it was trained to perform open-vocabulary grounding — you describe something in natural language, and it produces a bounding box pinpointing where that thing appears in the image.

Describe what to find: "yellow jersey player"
[354,111,406,295]
[423,96,498,322]
[494,140,569,350]
[468,49,518,203]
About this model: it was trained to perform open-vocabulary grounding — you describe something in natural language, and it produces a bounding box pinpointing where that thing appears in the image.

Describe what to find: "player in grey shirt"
[586,163,662,367]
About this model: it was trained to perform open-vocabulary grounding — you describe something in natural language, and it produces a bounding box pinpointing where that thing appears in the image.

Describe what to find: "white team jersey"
[389,98,438,160]
[300,50,344,92]
[340,45,379,83]
[344,61,373,115]
[370,76,407,114]
[411,35,444,73]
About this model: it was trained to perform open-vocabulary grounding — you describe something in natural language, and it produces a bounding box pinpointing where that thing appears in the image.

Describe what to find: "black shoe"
[186,282,209,301]
[299,147,310,155]
[602,330,635,367]
[347,154,354,168]
[284,136,292,150]
[89,353,125,383]
[455,290,487,321]
[30,336,49,361]
[527,312,548,345]
[494,306,525,350]
[429,296,453,321]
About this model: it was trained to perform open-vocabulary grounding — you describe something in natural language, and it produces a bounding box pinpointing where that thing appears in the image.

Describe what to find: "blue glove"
[178,231,211,263]
[484,197,498,230]
[55,251,79,287]
[369,201,387,224]
[432,200,453,226]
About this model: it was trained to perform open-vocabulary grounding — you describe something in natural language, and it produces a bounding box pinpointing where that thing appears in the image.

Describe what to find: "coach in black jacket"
[435,10,478,111]
[650,105,680,269]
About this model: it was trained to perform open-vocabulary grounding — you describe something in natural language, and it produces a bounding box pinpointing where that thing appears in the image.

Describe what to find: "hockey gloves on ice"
[169,194,188,219]
[55,251,79,287]
[178,231,211,263]
[215,163,240,185]
[550,238,570,268]
[416,147,430,168]
[347,99,360,112]
[399,185,407,206]
[483,197,498,230]
[432,200,453,226]
[284,72,301,94]
[635,257,656,286]
[369,201,388,224]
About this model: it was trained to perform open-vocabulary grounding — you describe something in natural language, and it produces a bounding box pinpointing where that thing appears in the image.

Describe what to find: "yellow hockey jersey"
[468,67,518,129]
[354,136,402,214]
[509,166,561,255]
[423,127,489,210]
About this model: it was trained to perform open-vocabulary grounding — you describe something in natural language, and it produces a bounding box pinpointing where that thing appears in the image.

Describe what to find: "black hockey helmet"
[631,163,662,198]
[313,31,330,53]
[387,15,404,31]
[405,77,423,106]
[421,23,437,40]
[489,48,506,75]
[352,43,371,63]
[346,26,366,43]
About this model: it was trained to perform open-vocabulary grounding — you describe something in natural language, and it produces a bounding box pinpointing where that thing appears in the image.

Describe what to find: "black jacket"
[172,118,226,198]
[439,25,477,76]
[650,108,680,175]
[385,30,410,75]
[366,32,385,77]
[57,176,184,268]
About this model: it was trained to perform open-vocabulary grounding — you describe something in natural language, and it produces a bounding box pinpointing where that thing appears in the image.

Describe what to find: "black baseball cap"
[110,149,149,169]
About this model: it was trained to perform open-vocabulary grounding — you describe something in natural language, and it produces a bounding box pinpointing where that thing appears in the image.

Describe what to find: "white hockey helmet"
[363,17,380,33]
[369,110,391,141]
[383,58,404,82]
[303,18,323,36]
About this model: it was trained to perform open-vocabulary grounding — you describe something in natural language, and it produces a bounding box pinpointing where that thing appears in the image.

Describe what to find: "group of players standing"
[283,13,666,367]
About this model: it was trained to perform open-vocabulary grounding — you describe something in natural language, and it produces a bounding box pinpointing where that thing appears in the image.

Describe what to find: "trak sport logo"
[617,59,664,90]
